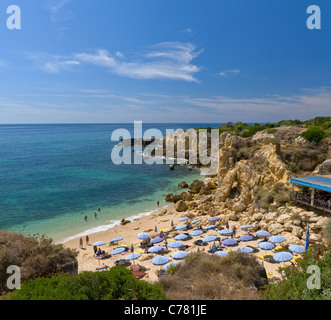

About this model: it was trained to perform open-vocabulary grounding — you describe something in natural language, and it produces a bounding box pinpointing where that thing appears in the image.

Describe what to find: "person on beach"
[157,201,159,207]
[232,226,237,237]
[84,215,88,221]
[98,208,100,212]
[79,237,83,248]
[93,246,97,254]
[86,235,89,245]
[94,212,97,218]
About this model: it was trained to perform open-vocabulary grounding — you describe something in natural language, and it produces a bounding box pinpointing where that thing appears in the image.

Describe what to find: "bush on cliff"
[157,252,267,300]
[0,231,78,294]
[300,126,327,142]
[2,266,166,300]
[262,247,331,300]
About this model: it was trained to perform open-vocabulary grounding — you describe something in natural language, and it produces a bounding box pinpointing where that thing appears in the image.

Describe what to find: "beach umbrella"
[269,235,286,244]
[172,251,189,260]
[288,245,305,254]
[110,237,123,242]
[239,234,254,242]
[175,224,187,230]
[239,225,253,230]
[111,247,126,255]
[273,251,293,263]
[226,221,230,229]
[151,255,169,265]
[171,220,174,227]
[147,246,164,253]
[92,241,106,247]
[236,246,254,253]
[137,232,150,240]
[190,230,203,237]
[214,251,228,257]
[203,235,217,242]
[258,242,275,251]
[150,237,163,244]
[168,241,183,248]
[163,261,180,271]
[209,217,220,222]
[154,225,157,232]
[178,217,189,222]
[222,238,238,247]
[190,219,201,225]
[256,230,270,237]
[205,225,217,231]
[174,234,188,241]
[125,253,141,261]
[219,229,233,236]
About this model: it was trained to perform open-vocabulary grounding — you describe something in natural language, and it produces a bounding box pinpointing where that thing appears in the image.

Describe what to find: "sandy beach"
[63,203,295,284]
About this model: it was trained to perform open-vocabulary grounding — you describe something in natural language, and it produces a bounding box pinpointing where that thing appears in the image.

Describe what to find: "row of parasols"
[92,223,306,266]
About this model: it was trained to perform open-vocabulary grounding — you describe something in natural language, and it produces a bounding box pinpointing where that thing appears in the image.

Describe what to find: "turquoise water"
[0,123,217,243]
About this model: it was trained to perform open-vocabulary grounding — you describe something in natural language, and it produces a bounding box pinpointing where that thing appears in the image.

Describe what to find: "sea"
[0,123,219,243]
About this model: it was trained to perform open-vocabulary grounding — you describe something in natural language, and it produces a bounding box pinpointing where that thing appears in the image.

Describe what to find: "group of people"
[295,191,331,210]
[84,207,101,221]
[79,235,90,248]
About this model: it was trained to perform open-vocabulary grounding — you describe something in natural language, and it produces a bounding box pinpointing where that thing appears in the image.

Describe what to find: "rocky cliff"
[165,126,331,246]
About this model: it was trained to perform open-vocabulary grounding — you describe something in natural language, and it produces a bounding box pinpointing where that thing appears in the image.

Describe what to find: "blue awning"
[291,175,331,193]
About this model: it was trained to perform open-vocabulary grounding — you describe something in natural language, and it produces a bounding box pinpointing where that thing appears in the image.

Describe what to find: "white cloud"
[45,0,74,22]
[219,69,240,78]
[74,42,202,82]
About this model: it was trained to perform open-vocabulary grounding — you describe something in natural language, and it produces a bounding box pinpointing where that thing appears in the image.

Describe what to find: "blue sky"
[0,0,330,123]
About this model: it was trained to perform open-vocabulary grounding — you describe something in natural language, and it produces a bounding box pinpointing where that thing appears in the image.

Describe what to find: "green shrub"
[262,247,331,300]
[2,266,166,300]
[300,126,327,142]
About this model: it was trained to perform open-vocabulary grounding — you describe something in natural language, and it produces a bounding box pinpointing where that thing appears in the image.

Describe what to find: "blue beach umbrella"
[175,224,187,230]
[137,232,150,240]
[111,237,123,242]
[92,241,106,247]
[154,225,158,232]
[205,225,217,231]
[239,234,254,242]
[174,234,188,241]
[125,253,141,261]
[203,235,217,242]
[178,217,189,222]
[168,241,183,248]
[288,245,305,254]
[151,255,169,265]
[172,251,189,260]
[171,220,174,227]
[214,251,228,257]
[163,261,180,271]
[269,235,286,244]
[239,225,253,230]
[190,229,203,237]
[111,247,126,255]
[150,237,163,244]
[219,229,233,236]
[258,242,275,251]
[256,230,270,237]
[190,219,201,225]
[273,251,293,263]
[209,217,220,222]
[147,246,164,253]
[236,246,254,253]
[222,238,238,246]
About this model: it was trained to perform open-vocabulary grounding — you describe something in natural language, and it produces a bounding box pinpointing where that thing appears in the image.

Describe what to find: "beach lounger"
[95,266,109,271]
